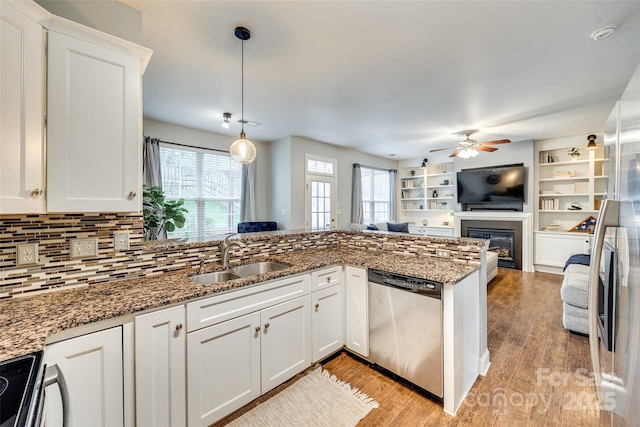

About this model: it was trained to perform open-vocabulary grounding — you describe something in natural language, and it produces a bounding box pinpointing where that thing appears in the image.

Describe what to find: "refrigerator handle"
[588,199,620,411]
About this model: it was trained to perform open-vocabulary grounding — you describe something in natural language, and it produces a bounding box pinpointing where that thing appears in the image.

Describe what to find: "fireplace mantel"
[454,212,534,272]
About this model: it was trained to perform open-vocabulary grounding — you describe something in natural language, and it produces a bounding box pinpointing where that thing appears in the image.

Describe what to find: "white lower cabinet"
[345,266,369,357]
[534,231,591,272]
[186,278,312,426]
[260,295,312,393]
[43,327,124,427]
[311,283,345,362]
[187,311,261,427]
[135,305,186,427]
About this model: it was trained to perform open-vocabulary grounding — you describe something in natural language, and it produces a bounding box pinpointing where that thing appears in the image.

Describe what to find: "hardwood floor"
[216,268,613,426]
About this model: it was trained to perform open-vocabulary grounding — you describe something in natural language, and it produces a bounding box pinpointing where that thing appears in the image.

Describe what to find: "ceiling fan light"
[230,131,256,164]
[458,147,478,159]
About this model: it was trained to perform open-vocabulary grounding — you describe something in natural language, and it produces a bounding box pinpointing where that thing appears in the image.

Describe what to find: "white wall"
[143,119,271,220]
[35,0,142,44]
[269,137,292,229]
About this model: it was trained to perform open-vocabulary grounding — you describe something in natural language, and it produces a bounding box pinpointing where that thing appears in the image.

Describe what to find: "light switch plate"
[71,238,99,259]
[114,232,129,251]
[17,243,39,266]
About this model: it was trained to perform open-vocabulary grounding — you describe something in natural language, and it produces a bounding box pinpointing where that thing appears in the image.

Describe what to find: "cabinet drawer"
[310,266,342,291]
[187,274,311,332]
[424,227,454,237]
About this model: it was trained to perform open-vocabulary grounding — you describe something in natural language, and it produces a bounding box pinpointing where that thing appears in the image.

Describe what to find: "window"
[305,155,336,230]
[160,144,242,239]
[361,167,391,224]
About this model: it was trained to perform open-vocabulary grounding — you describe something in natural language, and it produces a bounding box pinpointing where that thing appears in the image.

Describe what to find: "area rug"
[226,366,379,427]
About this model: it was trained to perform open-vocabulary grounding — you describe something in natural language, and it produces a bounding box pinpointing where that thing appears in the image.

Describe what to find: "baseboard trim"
[479,349,491,376]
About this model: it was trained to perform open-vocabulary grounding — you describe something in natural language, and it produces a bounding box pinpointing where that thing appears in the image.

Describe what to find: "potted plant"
[143,185,188,240]
[568,147,581,160]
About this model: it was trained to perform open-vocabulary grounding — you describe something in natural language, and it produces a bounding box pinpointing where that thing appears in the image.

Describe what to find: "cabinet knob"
[315,303,319,311]
[264,322,270,329]
[326,276,331,283]
[255,326,261,332]
[127,191,137,200]
[175,323,183,331]
[31,188,44,198]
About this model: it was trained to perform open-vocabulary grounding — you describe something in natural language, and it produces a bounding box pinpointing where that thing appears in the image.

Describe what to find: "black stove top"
[0,352,43,427]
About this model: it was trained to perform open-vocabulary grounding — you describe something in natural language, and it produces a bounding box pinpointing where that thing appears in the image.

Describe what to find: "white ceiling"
[127,1,640,159]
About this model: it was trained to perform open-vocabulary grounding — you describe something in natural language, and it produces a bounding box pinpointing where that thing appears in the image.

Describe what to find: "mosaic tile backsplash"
[0,214,483,300]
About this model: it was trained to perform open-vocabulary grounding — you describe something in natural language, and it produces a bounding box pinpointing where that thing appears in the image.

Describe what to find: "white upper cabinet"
[0,0,151,213]
[46,30,142,212]
[0,1,45,213]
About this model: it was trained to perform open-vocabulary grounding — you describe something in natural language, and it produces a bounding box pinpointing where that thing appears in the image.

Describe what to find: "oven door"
[0,352,44,427]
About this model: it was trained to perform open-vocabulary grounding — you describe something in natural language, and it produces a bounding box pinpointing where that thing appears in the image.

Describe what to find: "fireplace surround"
[454,212,534,272]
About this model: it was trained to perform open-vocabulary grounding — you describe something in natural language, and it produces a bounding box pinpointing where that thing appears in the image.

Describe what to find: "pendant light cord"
[241,39,245,135]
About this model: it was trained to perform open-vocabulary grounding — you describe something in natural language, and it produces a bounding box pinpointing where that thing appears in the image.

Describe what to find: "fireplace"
[467,227,517,269]
[461,220,523,270]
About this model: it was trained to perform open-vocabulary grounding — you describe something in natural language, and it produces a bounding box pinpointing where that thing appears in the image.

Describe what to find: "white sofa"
[487,251,498,283]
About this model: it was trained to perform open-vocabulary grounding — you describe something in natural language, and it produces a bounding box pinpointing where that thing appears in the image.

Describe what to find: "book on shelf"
[540,199,560,210]
[574,182,588,193]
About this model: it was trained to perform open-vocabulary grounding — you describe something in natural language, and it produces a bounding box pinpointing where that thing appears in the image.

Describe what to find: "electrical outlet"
[382,243,395,251]
[71,238,99,259]
[114,232,129,251]
[436,249,450,258]
[354,240,362,246]
[293,242,302,251]
[17,243,39,266]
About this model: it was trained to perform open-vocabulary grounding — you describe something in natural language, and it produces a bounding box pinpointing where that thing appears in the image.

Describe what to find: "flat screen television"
[457,164,525,204]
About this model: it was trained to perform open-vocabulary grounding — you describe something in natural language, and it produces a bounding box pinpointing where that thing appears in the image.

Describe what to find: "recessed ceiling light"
[389,154,396,157]
[591,25,616,41]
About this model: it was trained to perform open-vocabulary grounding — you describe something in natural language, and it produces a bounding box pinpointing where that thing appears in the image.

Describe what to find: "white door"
[46,30,141,212]
[135,306,186,427]
[187,312,261,427]
[43,327,123,427]
[260,295,312,394]
[311,283,345,362]
[306,176,336,230]
[0,1,44,213]
[345,266,369,357]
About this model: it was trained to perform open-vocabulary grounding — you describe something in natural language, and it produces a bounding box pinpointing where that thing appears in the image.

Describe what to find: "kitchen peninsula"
[0,230,488,421]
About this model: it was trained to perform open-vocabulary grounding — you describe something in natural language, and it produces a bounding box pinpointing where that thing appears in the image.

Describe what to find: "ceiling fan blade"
[481,139,511,145]
[430,146,458,153]
[477,145,498,152]
[449,151,459,158]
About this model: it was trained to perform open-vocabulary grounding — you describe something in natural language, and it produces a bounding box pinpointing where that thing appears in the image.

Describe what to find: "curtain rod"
[157,138,230,154]
[354,163,397,173]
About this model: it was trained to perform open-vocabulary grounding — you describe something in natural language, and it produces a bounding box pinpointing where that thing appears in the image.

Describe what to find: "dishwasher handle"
[44,364,70,427]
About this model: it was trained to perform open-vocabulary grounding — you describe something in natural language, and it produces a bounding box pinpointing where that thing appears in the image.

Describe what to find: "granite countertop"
[0,247,478,362]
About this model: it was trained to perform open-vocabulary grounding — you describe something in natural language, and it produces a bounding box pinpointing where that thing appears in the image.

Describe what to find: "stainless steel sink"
[190,270,241,285]
[231,261,288,277]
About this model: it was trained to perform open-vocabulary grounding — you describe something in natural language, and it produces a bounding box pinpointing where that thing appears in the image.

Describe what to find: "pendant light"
[230,26,257,164]
[586,134,597,150]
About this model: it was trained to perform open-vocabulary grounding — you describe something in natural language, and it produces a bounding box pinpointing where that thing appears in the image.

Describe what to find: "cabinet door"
[0,2,44,213]
[345,266,369,357]
[535,232,590,268]
[135,306,186,427]
[187,311,261,427]
[260,295,312,394]
[43,327,123,427]
[46,30,141,212]
[311,283,345,363]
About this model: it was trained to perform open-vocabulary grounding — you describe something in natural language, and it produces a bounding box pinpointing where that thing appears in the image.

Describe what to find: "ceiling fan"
[430,131,511,158]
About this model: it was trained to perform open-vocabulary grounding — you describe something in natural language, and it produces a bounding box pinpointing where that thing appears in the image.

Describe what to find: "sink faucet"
[221,234,245,267]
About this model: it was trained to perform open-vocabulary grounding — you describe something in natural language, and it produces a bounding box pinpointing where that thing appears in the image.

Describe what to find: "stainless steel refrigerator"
[589,62,640,425]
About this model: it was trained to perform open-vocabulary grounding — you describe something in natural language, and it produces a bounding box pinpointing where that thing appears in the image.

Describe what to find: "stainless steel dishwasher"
[367,269,443,398]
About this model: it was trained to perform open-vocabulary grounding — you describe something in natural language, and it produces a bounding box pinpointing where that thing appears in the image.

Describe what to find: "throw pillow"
[366,224,379,230]
[387,222,409,233]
